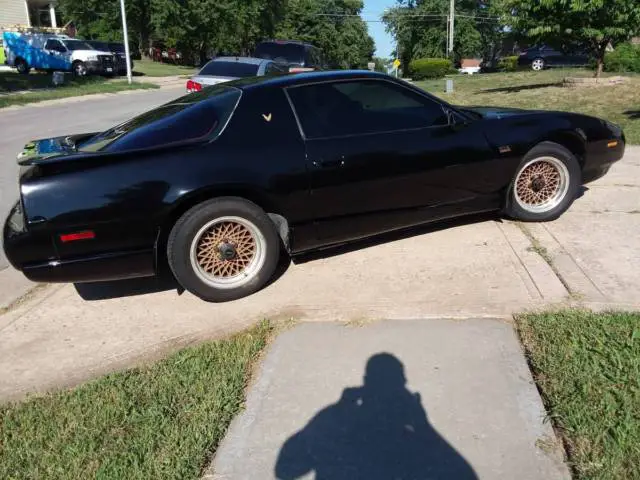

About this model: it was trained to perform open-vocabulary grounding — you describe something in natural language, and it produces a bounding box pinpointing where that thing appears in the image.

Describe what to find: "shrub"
[409,58,453,80]
[604,43,640,73]
[498,56,518,72]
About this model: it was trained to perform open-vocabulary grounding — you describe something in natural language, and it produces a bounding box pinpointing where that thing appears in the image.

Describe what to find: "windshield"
[109,43,125,53]
[254,42,304,65]
[64,40,95,51]
[78,85,241,152]
[88,41,109,51]
[199,61,260,78]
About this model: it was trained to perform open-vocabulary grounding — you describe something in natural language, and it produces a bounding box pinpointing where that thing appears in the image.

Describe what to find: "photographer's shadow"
[275,353,477,480]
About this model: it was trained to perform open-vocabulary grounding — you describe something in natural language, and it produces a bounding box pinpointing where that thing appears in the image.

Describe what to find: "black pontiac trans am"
[3,71,625,302]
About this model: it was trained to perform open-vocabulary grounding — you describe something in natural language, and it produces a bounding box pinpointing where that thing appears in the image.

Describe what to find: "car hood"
[16,133,97,165]
[460,106,544,119]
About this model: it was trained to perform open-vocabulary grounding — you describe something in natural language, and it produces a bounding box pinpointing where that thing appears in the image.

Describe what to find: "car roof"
[258,40,317,48]
[234,70,391,90]
[212,56,266,65]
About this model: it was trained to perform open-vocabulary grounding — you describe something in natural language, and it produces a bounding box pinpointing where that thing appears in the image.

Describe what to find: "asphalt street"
[0,87,184,270]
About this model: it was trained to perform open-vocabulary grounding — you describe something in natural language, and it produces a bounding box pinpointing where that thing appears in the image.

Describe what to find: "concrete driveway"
[0,125,638,400]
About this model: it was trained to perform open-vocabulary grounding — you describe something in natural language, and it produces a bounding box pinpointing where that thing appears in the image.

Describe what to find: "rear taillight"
[186,79,202,93]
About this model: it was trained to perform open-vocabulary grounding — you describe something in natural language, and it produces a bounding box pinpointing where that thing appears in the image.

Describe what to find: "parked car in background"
[186,56,287,92]
[254,40,325,72]
[85,41,133,76]
[3,32,115,76]
[517,45,590,71]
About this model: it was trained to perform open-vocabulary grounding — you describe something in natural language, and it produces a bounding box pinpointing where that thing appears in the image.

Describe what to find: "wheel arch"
[154,186,290,274]
[543,130,587,168]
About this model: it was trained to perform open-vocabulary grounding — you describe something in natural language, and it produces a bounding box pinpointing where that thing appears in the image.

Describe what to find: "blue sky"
[363,0,395,58]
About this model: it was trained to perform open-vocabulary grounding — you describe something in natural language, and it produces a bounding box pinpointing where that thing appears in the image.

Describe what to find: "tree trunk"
[595,56,604,78]
[594,39,609,78]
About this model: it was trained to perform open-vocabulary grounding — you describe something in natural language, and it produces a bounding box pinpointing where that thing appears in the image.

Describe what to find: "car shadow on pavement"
[73,250,292,301]
[476,82,562,94]
[293,212,500,264]
[74,274,182,301]
[274,353,478,480]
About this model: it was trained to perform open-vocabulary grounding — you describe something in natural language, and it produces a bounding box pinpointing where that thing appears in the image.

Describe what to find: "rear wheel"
[16,58,30,74]
[167,197,281,302]
[505,142,581,222]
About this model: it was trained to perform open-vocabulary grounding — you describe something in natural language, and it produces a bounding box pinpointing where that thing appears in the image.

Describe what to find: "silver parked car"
[186,56,288,92]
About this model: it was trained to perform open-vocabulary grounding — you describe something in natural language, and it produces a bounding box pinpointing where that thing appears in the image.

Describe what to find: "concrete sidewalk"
[206,320,570,480]
[0,219,563,400]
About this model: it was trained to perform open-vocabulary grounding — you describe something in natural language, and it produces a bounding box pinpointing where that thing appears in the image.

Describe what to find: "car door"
[539,46,563,66]
[43,39,70,70]
[286,79,499,246]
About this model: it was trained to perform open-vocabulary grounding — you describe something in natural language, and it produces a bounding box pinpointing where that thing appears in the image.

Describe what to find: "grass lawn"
[0,73,158,109]
[0,321,271,480]
[134,59,197,77]
[416,68,640,144]
[516,310,640,479]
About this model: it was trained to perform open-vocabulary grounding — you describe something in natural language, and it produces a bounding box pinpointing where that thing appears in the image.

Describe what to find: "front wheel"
[73,61,87,76]
[505,142,581,222]
[167,198,281,302]
[531,58,545,71]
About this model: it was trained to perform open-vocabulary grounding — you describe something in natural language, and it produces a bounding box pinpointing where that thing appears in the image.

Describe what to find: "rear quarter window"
[79,87,241,152]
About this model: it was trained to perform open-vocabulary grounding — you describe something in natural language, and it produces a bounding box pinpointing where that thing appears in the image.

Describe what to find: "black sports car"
[3,71,625,302]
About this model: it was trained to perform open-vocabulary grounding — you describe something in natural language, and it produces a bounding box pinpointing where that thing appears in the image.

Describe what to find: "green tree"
[57,0,152,56]
[505,0,640,77]
[383,0,487,67]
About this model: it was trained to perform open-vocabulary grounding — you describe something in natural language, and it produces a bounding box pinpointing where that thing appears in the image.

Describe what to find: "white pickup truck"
[3,32,116,76]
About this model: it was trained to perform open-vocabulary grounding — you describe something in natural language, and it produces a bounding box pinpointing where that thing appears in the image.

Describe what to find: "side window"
[287,80,448,139]
[265,62,285,75]
[45,39,65,52]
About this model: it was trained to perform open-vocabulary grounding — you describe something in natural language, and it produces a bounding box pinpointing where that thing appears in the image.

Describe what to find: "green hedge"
[409,58,453,80]
[498,56,518,72]
[604,43,640,73]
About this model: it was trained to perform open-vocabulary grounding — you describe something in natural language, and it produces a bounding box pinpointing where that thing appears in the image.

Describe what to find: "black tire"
[72,61,87,77]
[505,142,581,222]
[167,197,281,302]
[16,58,30,74]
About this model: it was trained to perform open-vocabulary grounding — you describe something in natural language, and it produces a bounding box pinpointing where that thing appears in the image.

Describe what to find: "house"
[0,0,60,29]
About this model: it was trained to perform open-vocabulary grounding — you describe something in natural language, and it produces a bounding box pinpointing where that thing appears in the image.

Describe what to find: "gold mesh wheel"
[189,216,267,289]
[514,156,570,214]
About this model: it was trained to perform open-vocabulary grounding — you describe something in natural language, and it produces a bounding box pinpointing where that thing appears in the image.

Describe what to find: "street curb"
[0,267,39,312]
[0,83,181,112]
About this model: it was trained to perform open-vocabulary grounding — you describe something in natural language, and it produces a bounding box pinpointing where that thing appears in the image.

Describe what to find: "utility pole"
[119,0,133,84]
[448,0,455,56]
[445,15,449,56]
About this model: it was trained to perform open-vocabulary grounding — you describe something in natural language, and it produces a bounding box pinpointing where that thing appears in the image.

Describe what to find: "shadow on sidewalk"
[275,353,477,480]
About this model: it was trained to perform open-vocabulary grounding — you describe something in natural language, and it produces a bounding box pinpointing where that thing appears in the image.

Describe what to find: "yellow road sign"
[393,59,401,69]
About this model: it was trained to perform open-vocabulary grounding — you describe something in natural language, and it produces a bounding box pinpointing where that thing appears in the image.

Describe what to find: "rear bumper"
[21,249,155,283]
[4,203,155,283]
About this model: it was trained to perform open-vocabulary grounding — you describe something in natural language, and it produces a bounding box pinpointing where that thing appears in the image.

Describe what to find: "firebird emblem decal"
[262,113,272,122]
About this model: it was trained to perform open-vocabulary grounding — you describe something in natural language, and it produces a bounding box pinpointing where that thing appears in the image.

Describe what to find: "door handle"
[314,157,345,168]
